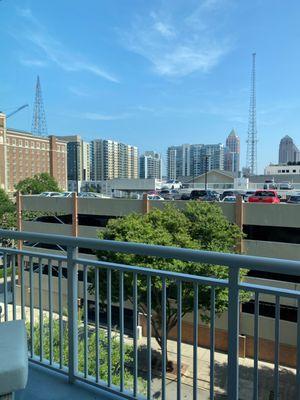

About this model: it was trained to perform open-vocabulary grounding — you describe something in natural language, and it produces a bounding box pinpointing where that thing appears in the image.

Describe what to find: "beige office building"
[0,112,67,192]
[91,139,138,180]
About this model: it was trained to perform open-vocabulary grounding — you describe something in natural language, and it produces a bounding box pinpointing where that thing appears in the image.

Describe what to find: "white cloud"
[15,8,119,83]
[122,3,232,78]
[79,112,131,121]
[19,57,47,67]
[68,86,90,97]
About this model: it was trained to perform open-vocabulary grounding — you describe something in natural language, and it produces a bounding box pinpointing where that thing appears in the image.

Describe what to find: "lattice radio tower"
[31,76,47,136]
[246,53,258,175]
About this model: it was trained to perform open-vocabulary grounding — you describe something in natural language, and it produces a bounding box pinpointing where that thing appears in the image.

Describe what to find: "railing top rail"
[1,229,300,276]
[76,257,229,286]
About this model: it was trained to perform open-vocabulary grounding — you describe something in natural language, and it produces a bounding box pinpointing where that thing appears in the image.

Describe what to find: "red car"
[248,190,281,203]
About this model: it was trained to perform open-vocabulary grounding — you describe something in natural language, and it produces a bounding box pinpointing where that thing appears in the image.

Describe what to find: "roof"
[6,127,67,143]
[183,169,235,183]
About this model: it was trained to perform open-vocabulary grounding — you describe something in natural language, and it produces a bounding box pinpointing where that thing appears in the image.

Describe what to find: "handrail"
[1,228,300,275]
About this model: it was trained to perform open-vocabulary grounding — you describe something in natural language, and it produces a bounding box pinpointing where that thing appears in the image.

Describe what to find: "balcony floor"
[15,363,214,400]
[15,363,124,400]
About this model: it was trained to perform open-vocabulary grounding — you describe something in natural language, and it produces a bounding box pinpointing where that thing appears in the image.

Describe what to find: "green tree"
[0,188,15,215]
[95,202,247,368]
[15,173,61,194]
[27,317,145,392]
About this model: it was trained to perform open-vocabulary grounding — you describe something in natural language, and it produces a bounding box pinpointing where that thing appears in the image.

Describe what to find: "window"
[293,169,296,173]
[278,170,281,173]
[19,140,22,146]
[12,139,16,145]
[31,142,34,148]
[25,141,29,147]
[286,169,290,173]
[282,169,285,173]
[42,143,45,149]
[36,143,40,149]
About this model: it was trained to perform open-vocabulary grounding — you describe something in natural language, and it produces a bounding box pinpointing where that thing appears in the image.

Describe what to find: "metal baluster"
[177,280,182,400]
[67,246,78,384]
[39,258,43,361]
[58,261,63,369]
[227,267,240,400]
[296,298,300,399]
[119,271,124,392]
[21,255,25,320]
[274,295,280,399]
[3,253,8,321]
[29,257,34,358]
[193,283,199,400]
[107,269,112,387]
[84,265,88,379]
[210,287,215,400]
[253,292,259,400]
[95,268,99,382]
[48,259,53,364]
[147,275,152,400]
[162,277,167,400]
[133,273,138,397]
[12,254,16,320]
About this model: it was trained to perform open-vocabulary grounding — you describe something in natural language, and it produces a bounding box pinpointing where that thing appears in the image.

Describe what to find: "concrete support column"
[142,193,149,214]
[235,195,244,253]
[72,192,78,237]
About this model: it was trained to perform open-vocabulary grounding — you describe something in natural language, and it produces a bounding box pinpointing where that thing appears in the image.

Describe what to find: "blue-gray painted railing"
[0,229,300,399]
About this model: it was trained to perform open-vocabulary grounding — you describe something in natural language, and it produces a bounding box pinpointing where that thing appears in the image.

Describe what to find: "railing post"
[67,245,78,384]
[227,267,240,399]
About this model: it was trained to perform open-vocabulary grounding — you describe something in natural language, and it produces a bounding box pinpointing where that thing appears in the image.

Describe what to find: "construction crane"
[6,104,29,119]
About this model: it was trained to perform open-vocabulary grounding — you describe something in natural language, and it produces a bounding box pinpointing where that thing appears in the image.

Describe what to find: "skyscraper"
[278,135,300,164]
[167,143,224,180]
[139,151,162,179]
[58,135,90,181]
[91,139,138,181]
[224,129,240,176]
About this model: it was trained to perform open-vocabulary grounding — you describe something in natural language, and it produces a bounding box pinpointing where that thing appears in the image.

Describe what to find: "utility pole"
[246,53,258,175]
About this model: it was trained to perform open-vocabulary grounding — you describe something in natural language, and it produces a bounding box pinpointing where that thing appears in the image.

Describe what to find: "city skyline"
[2,1,300,173]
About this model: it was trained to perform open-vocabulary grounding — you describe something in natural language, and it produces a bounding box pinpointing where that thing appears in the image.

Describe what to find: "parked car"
[148,194,164,201]
[243,191,256,202]
[222,196,237,202]
[161,180,182,190]
[287,195,300,204]
[39,192,63,197]
[248,190,281,203]
[180,192,191,200]
[190,190,218,201]
[263,180,278,190]
[220,190,235,201]
[159,189,174,200]
[279,182,294,190]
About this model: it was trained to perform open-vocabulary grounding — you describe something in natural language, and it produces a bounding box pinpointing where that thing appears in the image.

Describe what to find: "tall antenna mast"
[246,53,257,175]
[31,76,47,136]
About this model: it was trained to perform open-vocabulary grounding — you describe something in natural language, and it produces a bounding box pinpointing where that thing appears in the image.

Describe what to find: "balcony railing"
[0,229,300,399]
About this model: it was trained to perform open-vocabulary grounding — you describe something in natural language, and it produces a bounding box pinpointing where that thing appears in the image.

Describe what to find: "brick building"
[0,112,67,192]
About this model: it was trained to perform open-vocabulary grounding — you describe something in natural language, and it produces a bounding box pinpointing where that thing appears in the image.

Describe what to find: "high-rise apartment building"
[91,139,138,181]
[139,151,162,179]
[0,112,67,191]
[278,135,300,164]
[58,135,90,181]
[167,143,224,180]
[224,129,240,176]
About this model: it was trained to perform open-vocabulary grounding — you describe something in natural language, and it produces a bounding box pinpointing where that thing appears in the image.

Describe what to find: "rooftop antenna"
[246,53,258,175]
[31,76,47,136]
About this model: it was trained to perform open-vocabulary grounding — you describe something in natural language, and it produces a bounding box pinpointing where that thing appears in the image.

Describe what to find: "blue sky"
[1,0,300,173]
